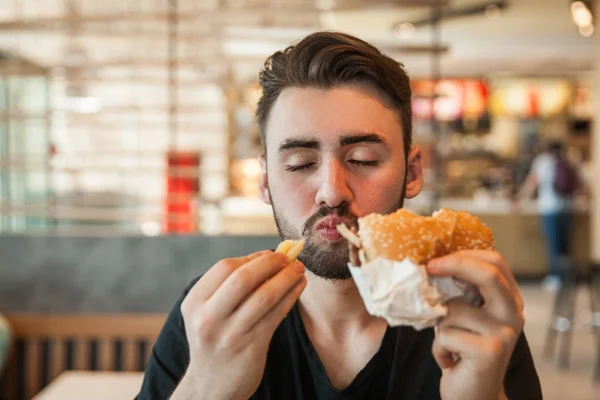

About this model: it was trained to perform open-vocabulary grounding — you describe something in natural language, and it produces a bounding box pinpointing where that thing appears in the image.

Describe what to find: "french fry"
[275,240,294,255]
[285,239,305,263]
[275,239,305,263]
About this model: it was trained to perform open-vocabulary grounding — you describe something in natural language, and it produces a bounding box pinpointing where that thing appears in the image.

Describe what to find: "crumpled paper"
[349,257,481,330]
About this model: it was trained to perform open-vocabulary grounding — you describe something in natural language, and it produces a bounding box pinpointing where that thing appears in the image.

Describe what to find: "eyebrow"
[278,137,320,153]
[278,133,387,154]
[339,133,387,147]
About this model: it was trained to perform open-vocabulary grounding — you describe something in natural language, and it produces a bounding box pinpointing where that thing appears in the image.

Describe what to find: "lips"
[315,217,355,241]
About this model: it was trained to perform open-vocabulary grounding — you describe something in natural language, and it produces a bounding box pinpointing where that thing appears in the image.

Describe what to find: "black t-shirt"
[137,278,542,400]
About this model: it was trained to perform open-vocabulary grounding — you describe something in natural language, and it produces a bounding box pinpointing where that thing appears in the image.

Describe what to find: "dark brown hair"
[256,31,412,158]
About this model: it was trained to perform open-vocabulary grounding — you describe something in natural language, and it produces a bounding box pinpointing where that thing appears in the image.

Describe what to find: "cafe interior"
[0,0,599,399]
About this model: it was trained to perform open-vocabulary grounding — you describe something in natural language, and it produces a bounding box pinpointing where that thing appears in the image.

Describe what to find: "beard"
[269,183,406,281]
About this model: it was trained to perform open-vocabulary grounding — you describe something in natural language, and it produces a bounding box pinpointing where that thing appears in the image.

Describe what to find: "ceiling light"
[485,4,502,19]
[570,1,593,27]
[65,96,102,114]
[579,24,595,37]
[65,85,102,114]
[393,23,416,40]
[320,11,337,26]
[315,0,337,11]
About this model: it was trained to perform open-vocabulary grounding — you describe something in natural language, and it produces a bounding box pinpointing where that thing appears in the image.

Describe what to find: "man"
[517,141,582,291]
[137,32,542,400]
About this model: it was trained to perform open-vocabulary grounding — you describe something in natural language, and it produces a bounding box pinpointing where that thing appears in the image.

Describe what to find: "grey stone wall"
[0,235,280,313]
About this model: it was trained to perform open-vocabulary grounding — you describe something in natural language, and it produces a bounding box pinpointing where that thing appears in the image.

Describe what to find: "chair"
[0,313,165,400]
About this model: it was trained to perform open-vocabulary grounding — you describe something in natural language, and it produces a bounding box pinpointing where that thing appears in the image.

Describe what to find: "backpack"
[553,158,578,196]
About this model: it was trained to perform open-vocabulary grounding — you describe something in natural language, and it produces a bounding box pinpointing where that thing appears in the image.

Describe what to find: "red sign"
[164,152,200,233]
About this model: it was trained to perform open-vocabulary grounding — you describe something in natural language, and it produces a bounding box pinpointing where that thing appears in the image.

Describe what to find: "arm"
[516,170,539,203]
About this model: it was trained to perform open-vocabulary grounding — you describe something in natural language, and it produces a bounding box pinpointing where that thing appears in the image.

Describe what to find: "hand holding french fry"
[172,240,306,400]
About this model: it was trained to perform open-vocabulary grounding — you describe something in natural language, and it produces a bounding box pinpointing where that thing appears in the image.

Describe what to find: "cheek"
[351,170,405,213]
[268,171,316,219]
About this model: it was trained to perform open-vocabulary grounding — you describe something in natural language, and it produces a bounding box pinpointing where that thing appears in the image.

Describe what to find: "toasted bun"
[353,208,494,265]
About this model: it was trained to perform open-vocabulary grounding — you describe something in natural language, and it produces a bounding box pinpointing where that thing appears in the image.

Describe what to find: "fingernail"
[294,261,305,273]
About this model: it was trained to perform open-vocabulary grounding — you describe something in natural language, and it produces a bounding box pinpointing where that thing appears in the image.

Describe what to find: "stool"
[543,257,578,370]
[543,259,600,381]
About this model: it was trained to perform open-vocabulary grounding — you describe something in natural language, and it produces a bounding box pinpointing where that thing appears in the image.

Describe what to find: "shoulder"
[137,277,203,399]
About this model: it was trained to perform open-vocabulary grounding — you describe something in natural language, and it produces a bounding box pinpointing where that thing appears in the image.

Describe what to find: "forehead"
[265,84,404,151]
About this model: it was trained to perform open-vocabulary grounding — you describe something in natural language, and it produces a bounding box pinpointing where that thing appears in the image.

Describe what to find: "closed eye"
[285,163,316,172]
[349,160,378,167]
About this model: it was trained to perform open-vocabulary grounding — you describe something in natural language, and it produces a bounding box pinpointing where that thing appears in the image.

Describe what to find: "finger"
[452,250,523,310]
[428,254,516,318]
[185,250,271,303]
[432,326,488,369]
[432,344,455,370]
[233,261,306,331]
[205,252,291,318]
[439,299,504,336]
[254,275,307,334]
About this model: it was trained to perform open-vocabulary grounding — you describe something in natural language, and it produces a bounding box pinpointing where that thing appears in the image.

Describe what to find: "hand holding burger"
[338,208,524,400]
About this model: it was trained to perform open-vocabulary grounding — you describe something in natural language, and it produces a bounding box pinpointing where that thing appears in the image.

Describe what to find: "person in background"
[516,141,579,291]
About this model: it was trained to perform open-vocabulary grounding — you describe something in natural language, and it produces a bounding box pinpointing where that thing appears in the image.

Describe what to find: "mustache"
[301,203,358,237]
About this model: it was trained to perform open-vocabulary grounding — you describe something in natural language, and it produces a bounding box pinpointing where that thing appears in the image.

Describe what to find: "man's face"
[259,83,423,280]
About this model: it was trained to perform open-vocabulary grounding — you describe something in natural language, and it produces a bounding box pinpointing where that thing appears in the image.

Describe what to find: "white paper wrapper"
[349,257,481,330]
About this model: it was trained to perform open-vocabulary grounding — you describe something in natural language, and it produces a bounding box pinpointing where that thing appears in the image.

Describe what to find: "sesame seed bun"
[339,208,494,265]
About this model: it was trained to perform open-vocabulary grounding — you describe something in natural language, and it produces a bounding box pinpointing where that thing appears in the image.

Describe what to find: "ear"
[404,146,424,199]
[258,153,271,205]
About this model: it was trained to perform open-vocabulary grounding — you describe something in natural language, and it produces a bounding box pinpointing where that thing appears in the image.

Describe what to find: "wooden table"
[32,371,144,400]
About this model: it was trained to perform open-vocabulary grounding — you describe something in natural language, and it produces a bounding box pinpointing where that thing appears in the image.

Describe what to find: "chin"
[298,239,352,281]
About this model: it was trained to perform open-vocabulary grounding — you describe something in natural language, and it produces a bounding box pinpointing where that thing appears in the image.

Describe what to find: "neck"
[298,270,380,335]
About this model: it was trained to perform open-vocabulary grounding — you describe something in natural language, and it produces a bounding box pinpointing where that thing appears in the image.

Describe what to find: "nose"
[314,157,353,208]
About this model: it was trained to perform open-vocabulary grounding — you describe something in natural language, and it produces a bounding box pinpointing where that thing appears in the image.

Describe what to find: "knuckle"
[180,298,191,318]
[454,253,467,266]
[498,325,517,344]
[192,312,217,342]
[256,289,275,309]
[217,258,238,275]
[217,331,245,352]
[483,338,504,359]
[515,312,525,331]
[232,267,253,288]
[517,295,525,312]
[483,267,501,285]
[490,252,505,266]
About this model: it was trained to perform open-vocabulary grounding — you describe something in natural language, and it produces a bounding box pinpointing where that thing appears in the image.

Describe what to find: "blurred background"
[0,0,598,399]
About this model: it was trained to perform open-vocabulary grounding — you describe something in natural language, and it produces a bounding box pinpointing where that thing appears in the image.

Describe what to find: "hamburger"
[335,208,494,328]
[337,208,495,267]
